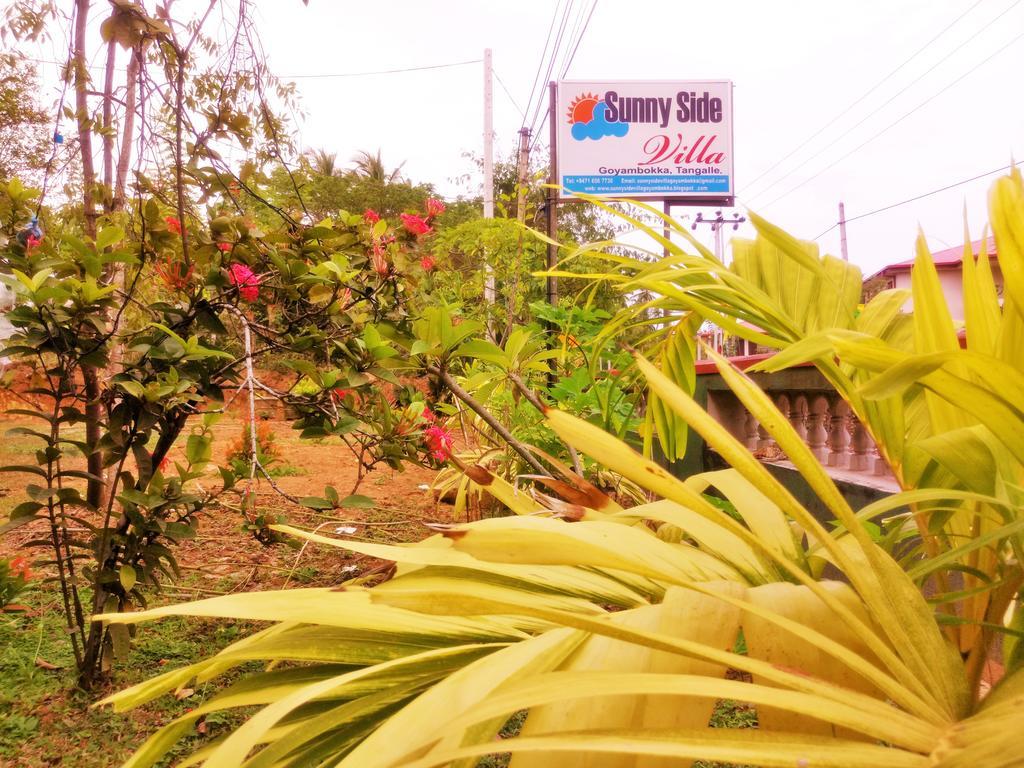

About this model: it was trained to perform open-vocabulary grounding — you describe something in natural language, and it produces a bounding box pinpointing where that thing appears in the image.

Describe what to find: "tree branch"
[426,363,548,477]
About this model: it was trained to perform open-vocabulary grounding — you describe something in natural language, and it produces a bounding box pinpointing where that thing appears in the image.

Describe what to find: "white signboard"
[555,80,734,200]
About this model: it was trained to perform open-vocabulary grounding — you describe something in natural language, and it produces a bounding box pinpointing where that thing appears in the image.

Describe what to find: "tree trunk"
[73,0,96,237]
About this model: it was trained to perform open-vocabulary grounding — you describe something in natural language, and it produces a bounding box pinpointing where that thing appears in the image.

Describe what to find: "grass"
[0,579,252,767]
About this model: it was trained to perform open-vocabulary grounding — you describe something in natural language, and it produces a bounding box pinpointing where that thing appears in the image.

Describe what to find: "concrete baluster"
[849,415,871,471]
[790,395,809,443]
[827,398,850,468]
[743,409,760,451]
[807,395,829,462]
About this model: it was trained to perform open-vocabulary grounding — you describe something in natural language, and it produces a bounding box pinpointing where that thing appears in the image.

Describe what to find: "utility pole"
[692,210,746,263]
[838,201,849,262]
[482,48,495,303]
[545,81,558,310]
[515,127,531,224]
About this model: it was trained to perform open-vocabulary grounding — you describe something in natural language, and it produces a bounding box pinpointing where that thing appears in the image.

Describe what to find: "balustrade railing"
[701,363,898,491]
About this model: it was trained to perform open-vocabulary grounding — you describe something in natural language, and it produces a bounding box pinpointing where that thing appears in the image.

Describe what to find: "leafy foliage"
[93,170,1024,767]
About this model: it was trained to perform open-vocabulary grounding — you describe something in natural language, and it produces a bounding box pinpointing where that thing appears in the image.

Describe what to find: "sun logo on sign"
[566,92,629,141]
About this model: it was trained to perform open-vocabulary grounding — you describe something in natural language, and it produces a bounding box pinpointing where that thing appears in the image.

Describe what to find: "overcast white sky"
[254,0,1024,275]
[20,0,1024,275]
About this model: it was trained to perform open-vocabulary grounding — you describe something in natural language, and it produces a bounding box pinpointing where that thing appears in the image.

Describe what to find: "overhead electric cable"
[745,0,1003,198]
[280,58,481,79]
[527,0,575,138]
[812,160,1024,239]
[494,69,526,120]
[757,27,1024,211]
[560,0,598,78]
[521,0,565,129]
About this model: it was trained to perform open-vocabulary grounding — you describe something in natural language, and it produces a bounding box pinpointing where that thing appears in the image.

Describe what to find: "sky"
[17,0,1024,276]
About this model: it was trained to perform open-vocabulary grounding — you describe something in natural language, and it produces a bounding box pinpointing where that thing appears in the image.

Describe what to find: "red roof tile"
[875,238,997,275]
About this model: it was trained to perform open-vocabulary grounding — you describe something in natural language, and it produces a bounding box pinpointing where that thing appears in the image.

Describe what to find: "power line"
[758,27,1024,211]
[748,0,1020,203]
[560,0,598,78]
[813,160,1024,239]
[494,68,526,120]
[526,0,597,154]
[521,0,564,130]
[280,58,481,79]
[527,0,575,138]
[743,0,987,196]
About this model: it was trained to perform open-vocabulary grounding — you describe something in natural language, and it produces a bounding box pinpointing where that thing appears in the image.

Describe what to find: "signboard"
[555,79,734,201]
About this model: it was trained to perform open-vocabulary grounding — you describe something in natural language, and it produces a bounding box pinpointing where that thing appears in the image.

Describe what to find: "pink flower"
[217,242,232,252]
[425,198,445,219]
[420,406,436,423]
[228,262,260,302]
[420,255,435,271]
[165,216,182,235]
[370,240,390,276]
[400,213,431,236]
[25,235,41,251]
[423,424,454,461]
[363,209,380,224]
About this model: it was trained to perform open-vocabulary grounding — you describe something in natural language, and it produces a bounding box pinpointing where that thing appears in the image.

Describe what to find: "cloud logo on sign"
[567,94,629,141]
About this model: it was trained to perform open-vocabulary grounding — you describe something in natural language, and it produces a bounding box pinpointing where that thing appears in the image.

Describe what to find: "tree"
[0,54,52,184]
[0,0,441,689]
[351,148,404,183]
[304,148,340,177]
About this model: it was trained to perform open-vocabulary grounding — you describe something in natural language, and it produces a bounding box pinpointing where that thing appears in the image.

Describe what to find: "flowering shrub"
[425,197,445,218]
[227,262,260,302]
[0,175,450,683]
[225,420,280,470]
[0,556,32,611]
[400,213,431,236]
[423,423,454,461]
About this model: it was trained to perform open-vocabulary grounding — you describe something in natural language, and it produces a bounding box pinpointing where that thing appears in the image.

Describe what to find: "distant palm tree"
[305,148,340,177]
[350,149,405,183]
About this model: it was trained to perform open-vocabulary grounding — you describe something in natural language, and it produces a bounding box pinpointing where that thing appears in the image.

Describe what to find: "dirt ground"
[0,388,463,766]
[0,410,453,590]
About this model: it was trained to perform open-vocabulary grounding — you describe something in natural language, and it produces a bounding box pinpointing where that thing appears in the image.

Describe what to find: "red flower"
[423,424,454,461]
[370,240,390,276]
[420,406,437,423]
[155,257,193,291]
[425,198,446,219]
[9,556,31,581]
[420,255,435,271]
[217,241,232,252]
[25,235,41,251]
[227,262,260,302]
[165,216,182,235]
[363,209,380,224]
[607,368,621,377]
[400,213,431,236]
[331,387,352,403]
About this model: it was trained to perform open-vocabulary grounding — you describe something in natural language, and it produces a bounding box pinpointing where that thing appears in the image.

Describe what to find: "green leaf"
[120,564,138,592]
[340,494,375,509]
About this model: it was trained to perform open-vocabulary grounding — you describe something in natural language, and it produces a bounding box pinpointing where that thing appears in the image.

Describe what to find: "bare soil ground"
[0,399,455,766]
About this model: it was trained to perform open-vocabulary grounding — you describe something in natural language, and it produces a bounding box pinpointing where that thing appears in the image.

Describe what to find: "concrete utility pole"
[482,48,495,303]
[515,127,531,224]
[692,210,746,264]
[838,201,849,262]
[545,81,558,310]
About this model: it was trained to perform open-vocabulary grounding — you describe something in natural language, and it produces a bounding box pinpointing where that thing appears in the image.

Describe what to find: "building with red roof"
[862,239,1001,319]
